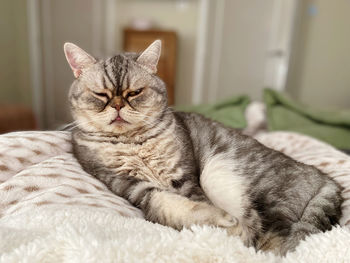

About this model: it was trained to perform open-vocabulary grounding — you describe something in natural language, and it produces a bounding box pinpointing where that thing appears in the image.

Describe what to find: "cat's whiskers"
[67,115,108,130]
[127,110,185,145]
[164,110,188,133]
[126,111,158,129]
[164,111,188,134]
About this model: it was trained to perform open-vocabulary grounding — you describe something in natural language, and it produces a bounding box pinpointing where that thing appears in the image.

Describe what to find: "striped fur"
[65,41,343,255]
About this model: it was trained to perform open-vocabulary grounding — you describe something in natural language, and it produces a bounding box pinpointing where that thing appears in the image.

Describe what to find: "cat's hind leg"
[279,179,342,255]
[257,176,342,256]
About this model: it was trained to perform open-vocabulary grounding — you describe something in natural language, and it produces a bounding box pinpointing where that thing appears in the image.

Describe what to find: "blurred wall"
[287,0,350,109]
[113,0,200,105]
[0,0,31,106]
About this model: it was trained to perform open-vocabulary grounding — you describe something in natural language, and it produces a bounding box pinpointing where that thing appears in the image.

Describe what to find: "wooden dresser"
[0,105,36,134]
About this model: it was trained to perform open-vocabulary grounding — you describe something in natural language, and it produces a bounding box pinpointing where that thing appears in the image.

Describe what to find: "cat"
[64,40,343,255]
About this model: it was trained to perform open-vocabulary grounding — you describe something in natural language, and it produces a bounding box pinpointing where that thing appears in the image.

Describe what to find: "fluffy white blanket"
[1,207,350,263]
[1,130,350,263]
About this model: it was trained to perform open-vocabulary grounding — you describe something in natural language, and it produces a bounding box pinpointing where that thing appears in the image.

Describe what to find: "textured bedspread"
[0,130,350,262]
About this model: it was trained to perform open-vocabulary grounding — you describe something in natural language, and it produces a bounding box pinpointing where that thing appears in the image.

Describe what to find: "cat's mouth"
[110,114,129,125]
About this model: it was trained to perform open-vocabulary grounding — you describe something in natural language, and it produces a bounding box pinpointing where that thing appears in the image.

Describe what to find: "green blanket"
[176,96,250,129]
[175,90,350,149]
[264,88,350,149]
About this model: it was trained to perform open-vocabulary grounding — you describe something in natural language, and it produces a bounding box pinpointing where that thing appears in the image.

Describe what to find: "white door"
[195,0,298,103]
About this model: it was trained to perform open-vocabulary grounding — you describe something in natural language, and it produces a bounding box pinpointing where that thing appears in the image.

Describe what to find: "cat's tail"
[278,222,321,255]
[256,222,320,255]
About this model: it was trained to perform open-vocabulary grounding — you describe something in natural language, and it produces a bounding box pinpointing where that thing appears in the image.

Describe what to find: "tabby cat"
[64,40,342,255]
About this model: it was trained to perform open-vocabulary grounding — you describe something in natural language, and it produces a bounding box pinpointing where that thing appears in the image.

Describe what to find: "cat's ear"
[64,42,96,78]
[136,40,161,74]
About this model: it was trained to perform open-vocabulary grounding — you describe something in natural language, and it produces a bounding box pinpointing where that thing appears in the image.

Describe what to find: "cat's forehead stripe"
[103,62,116,90]
[119,61,129,94]
[104,55,130,95]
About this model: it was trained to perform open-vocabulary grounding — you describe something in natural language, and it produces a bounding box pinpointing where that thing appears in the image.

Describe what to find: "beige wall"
[114,0,199,105]
[0,0,31,106]
[287,0,350,110]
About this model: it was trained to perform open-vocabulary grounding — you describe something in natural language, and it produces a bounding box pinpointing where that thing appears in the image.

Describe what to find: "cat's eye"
[93,92,110,100]
[127,88,143,97]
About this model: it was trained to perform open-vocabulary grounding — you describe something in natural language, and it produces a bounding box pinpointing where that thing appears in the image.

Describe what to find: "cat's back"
[174,111,342,188]
[173,111,246,161]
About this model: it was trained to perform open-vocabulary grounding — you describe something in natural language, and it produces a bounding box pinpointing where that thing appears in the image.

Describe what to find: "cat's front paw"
[217,211,238,227]
[192,203,238,227]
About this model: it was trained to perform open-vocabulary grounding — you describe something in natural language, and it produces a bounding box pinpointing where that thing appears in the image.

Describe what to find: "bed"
[0,107,349,262]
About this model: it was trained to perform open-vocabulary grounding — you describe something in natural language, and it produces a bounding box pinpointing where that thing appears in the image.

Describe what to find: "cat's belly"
[95,140,183,188]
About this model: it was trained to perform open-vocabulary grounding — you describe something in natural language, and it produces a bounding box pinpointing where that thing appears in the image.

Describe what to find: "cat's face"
[64,40,167,134]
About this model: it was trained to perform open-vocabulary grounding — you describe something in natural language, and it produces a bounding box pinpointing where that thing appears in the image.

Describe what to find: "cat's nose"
[114,103,124,111]
[111,96,125,111]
